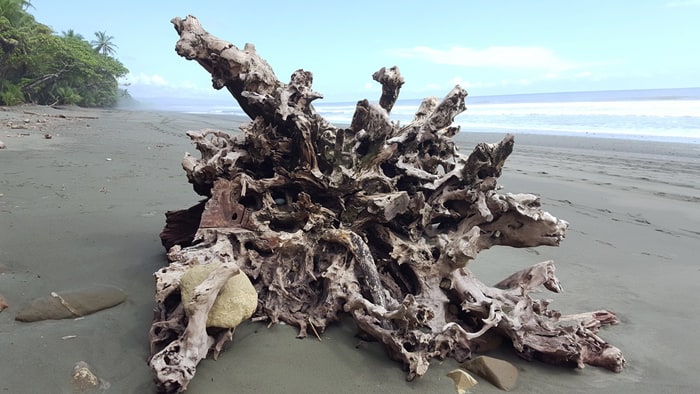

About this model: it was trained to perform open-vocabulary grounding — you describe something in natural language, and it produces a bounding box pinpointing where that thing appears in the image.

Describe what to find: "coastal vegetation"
[0,0,128,107]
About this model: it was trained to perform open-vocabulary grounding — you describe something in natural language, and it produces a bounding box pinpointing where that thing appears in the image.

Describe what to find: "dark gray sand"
[1,105,699,393]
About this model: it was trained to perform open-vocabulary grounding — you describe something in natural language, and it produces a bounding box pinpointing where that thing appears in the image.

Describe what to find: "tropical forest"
[0,0,128,107]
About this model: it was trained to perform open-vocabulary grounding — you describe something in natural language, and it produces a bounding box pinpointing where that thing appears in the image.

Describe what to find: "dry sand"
[0,105,699,393]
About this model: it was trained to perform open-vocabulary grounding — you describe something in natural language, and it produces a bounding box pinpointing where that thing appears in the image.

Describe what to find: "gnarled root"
[149,15,625,392]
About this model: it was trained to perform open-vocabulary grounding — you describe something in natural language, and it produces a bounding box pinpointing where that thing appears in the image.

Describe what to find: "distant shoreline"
[5,103,699,147]
[124,86,700,145]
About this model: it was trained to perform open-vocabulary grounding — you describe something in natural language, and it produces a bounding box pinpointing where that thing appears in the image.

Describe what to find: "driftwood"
[149,15,625,392]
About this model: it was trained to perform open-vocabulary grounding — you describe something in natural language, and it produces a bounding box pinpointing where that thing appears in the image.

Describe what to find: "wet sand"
[1,105,699,393]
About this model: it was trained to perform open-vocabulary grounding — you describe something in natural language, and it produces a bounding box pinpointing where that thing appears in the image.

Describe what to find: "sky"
[29,0,700,104]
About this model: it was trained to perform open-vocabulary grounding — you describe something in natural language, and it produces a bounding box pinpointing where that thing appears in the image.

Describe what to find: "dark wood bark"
[160,201,206,250]
[149,15,625,392]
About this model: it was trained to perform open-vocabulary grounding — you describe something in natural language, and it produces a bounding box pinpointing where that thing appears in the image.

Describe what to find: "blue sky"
[30,0,700,103]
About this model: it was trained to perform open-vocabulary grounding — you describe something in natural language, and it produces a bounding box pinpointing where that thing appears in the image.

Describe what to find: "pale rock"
[0,293,8,312]
[71,361,110,391]
[461,355,519,391]
[180,262,257,328]
[0,140,5,149]
[447,369,478,393]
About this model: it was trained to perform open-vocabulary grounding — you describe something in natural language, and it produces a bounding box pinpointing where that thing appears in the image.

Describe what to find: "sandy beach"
[1,104,699,393]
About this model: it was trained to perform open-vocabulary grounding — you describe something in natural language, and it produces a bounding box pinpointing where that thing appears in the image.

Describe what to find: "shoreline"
[1,105,699,393]
[147,106,700,146]
[130,85,700,146]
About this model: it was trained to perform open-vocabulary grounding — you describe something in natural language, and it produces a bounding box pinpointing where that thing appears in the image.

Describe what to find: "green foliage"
[61,29,83,41]
[54,86,81,105]
[0,81,24,105]
[0,0,34,28]
[91,30,117,56]
[0,2,128,107]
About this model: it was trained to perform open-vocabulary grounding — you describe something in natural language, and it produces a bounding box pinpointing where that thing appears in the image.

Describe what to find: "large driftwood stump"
[149,15,625,392]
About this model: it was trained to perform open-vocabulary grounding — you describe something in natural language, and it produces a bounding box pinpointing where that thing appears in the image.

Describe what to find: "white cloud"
[118,72,219,99]
[121,73,170,86]
[391,46,576,71]
[448,77,484,89]
[418,76,527,94]
[181,80,201,90]
[120,73,209,91]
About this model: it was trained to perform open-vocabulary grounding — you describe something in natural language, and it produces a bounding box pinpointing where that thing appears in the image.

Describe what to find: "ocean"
[138,87,700,144]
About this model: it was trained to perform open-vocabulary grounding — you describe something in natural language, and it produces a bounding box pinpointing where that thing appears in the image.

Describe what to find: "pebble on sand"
[0,140,6,149]
[72,361,110,391]
[461,355,519,391]
[72,361,100,391]
[14,285,127,322]
[0,293,8,312]
[447,369,478,394]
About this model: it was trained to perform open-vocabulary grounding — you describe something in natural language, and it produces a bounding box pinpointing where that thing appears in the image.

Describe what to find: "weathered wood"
[372,66,404,113]
[149,15,625,392]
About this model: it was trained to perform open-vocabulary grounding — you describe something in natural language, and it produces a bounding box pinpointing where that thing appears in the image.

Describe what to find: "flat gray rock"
[15,285,127,322]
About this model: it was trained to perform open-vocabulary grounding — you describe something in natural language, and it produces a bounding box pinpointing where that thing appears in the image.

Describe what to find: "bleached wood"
[150,15,625,392]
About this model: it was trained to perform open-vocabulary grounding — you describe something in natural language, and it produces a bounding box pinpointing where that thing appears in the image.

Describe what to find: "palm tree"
[61,29,84,41]
[91,31,117,56]
[0,0,34,27]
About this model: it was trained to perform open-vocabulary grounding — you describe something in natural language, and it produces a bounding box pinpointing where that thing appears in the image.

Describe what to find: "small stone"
[44,133,52,139]
[71,361,99,391]
[0,140,5,149]
[461,356,518,391]
[0,293,8,312]
[180,263,258,328]
[447,369,478,394]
